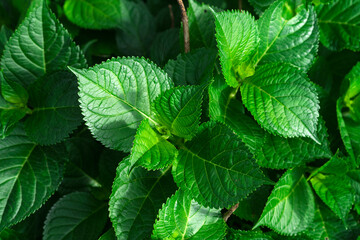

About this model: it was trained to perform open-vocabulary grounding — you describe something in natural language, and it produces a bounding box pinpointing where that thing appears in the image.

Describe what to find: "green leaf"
[43,192,108,240]
[98,228,116,240]
[255,0,319,71]
[64,0,122,29]
[115,0,156,56]
[150,28,180,67]
[255,117,331,169]
[241,63,320,143]
[344,62,360,121]
[0,126,65,230]
[152,84,208,139]
[24,71,82,145]
[71,57,174,152]
[226,229,274,240]
[187,0,221,49]
[0,25,12,57]
[0,97,27,139]
[233,185,272,222]
[337,99,360,164]
[348,170,360,203]
[0,228,21,240]
[0,72,28,106]
[249,0,275,15]
[254,168,315,235]
[152,189,226,240]
[164,48,217,86]
[316,149,356,175]
[109,159,177,240]
[214,10,259,86]
[316,0,360,51]
[0,0,86,88]
[310,173,354,222]
[305,203,359,240]
[130,119,177,170]
[172,121,267,208]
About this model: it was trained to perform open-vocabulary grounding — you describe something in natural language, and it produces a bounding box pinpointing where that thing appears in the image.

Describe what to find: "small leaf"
[187,0,221,49]
[256,0,319,71]
[130,119,177,170]
[152,189,226,240]
[0,126,66,231]
[98,228,116,240]
[64,0,122,29]
[109,159,176,240]
[115,0,156,56]
[344,62,360,121]
[150,28,180,67]
[337,99,360,164]
[164,48,217,86]
[0,72,28,106]
[43,192,108,240]
[241,63,320,142]
[24,71,82,145]
[310,173,354,222]
[152,84,208,139]
[316,0,360,51]
[305,203,359,240]
[214,10,259,86]
[0,0,86,88]
[172,121,267,208]
[255,168,315,235]
[316,149,356,175]
[0,25,12,56]
[71,57,173,152]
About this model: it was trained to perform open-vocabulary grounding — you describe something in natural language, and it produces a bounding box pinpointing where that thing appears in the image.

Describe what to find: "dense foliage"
[0,0,360,239]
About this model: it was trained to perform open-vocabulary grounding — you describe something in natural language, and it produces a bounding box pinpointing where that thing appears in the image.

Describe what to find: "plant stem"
[177,0,190,53]
[223,203,239,222]
[168,4,175,28]
[239,0,242,10]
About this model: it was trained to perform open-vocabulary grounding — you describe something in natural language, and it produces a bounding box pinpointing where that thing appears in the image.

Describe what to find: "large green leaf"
[152,84,207,139]
[64,0,122,29]
[172,121,267,208]
[115,0,156,56]
[130,119,177,170]
[344,62,360,121]
[316,0,360,51]
[43,192,107,240]
[187,0,221,49]
[109,159,177,240]
[164,48,217,86]
[0,0,86,88]
[255,0,319,71]
[24,71,82,145]
[254,168,315,235]
[305,203,359,240]
[310,173,354,222]
[0,126,65,230]
[152,190,226,240]
[337,99,360,164]
[71,57,173,152]
[241,63,320,142]
[214,10,259,86]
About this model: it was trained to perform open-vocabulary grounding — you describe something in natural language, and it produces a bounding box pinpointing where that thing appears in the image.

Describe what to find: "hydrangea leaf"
[344,62,360,121]
[241,63,320,143]
[0,126,66,231]
[316,149,356,176]
[152,83,208,139]
[316,0,360,51]
[64,0,122,29]
[255,0,319,71]
[172,121,268,208]
[150,28,180,67]
[187,0,221,49]
[310,173,354,222]
[24,71,82,145]
[0,72,28,106]
[0,26,12,56]
[336,99,360,164]
[43,192,108,240]
[70,57,173,152]
[0,98,27,139]
[0,0,86,88]
[248,0,276,15]
[109,159,176,240]
[152,190,226,240]
[214,10,259,87]
[130,119,177,170]
[254,168,315,235]
[164,48,217,86]
[226,229,274,240]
